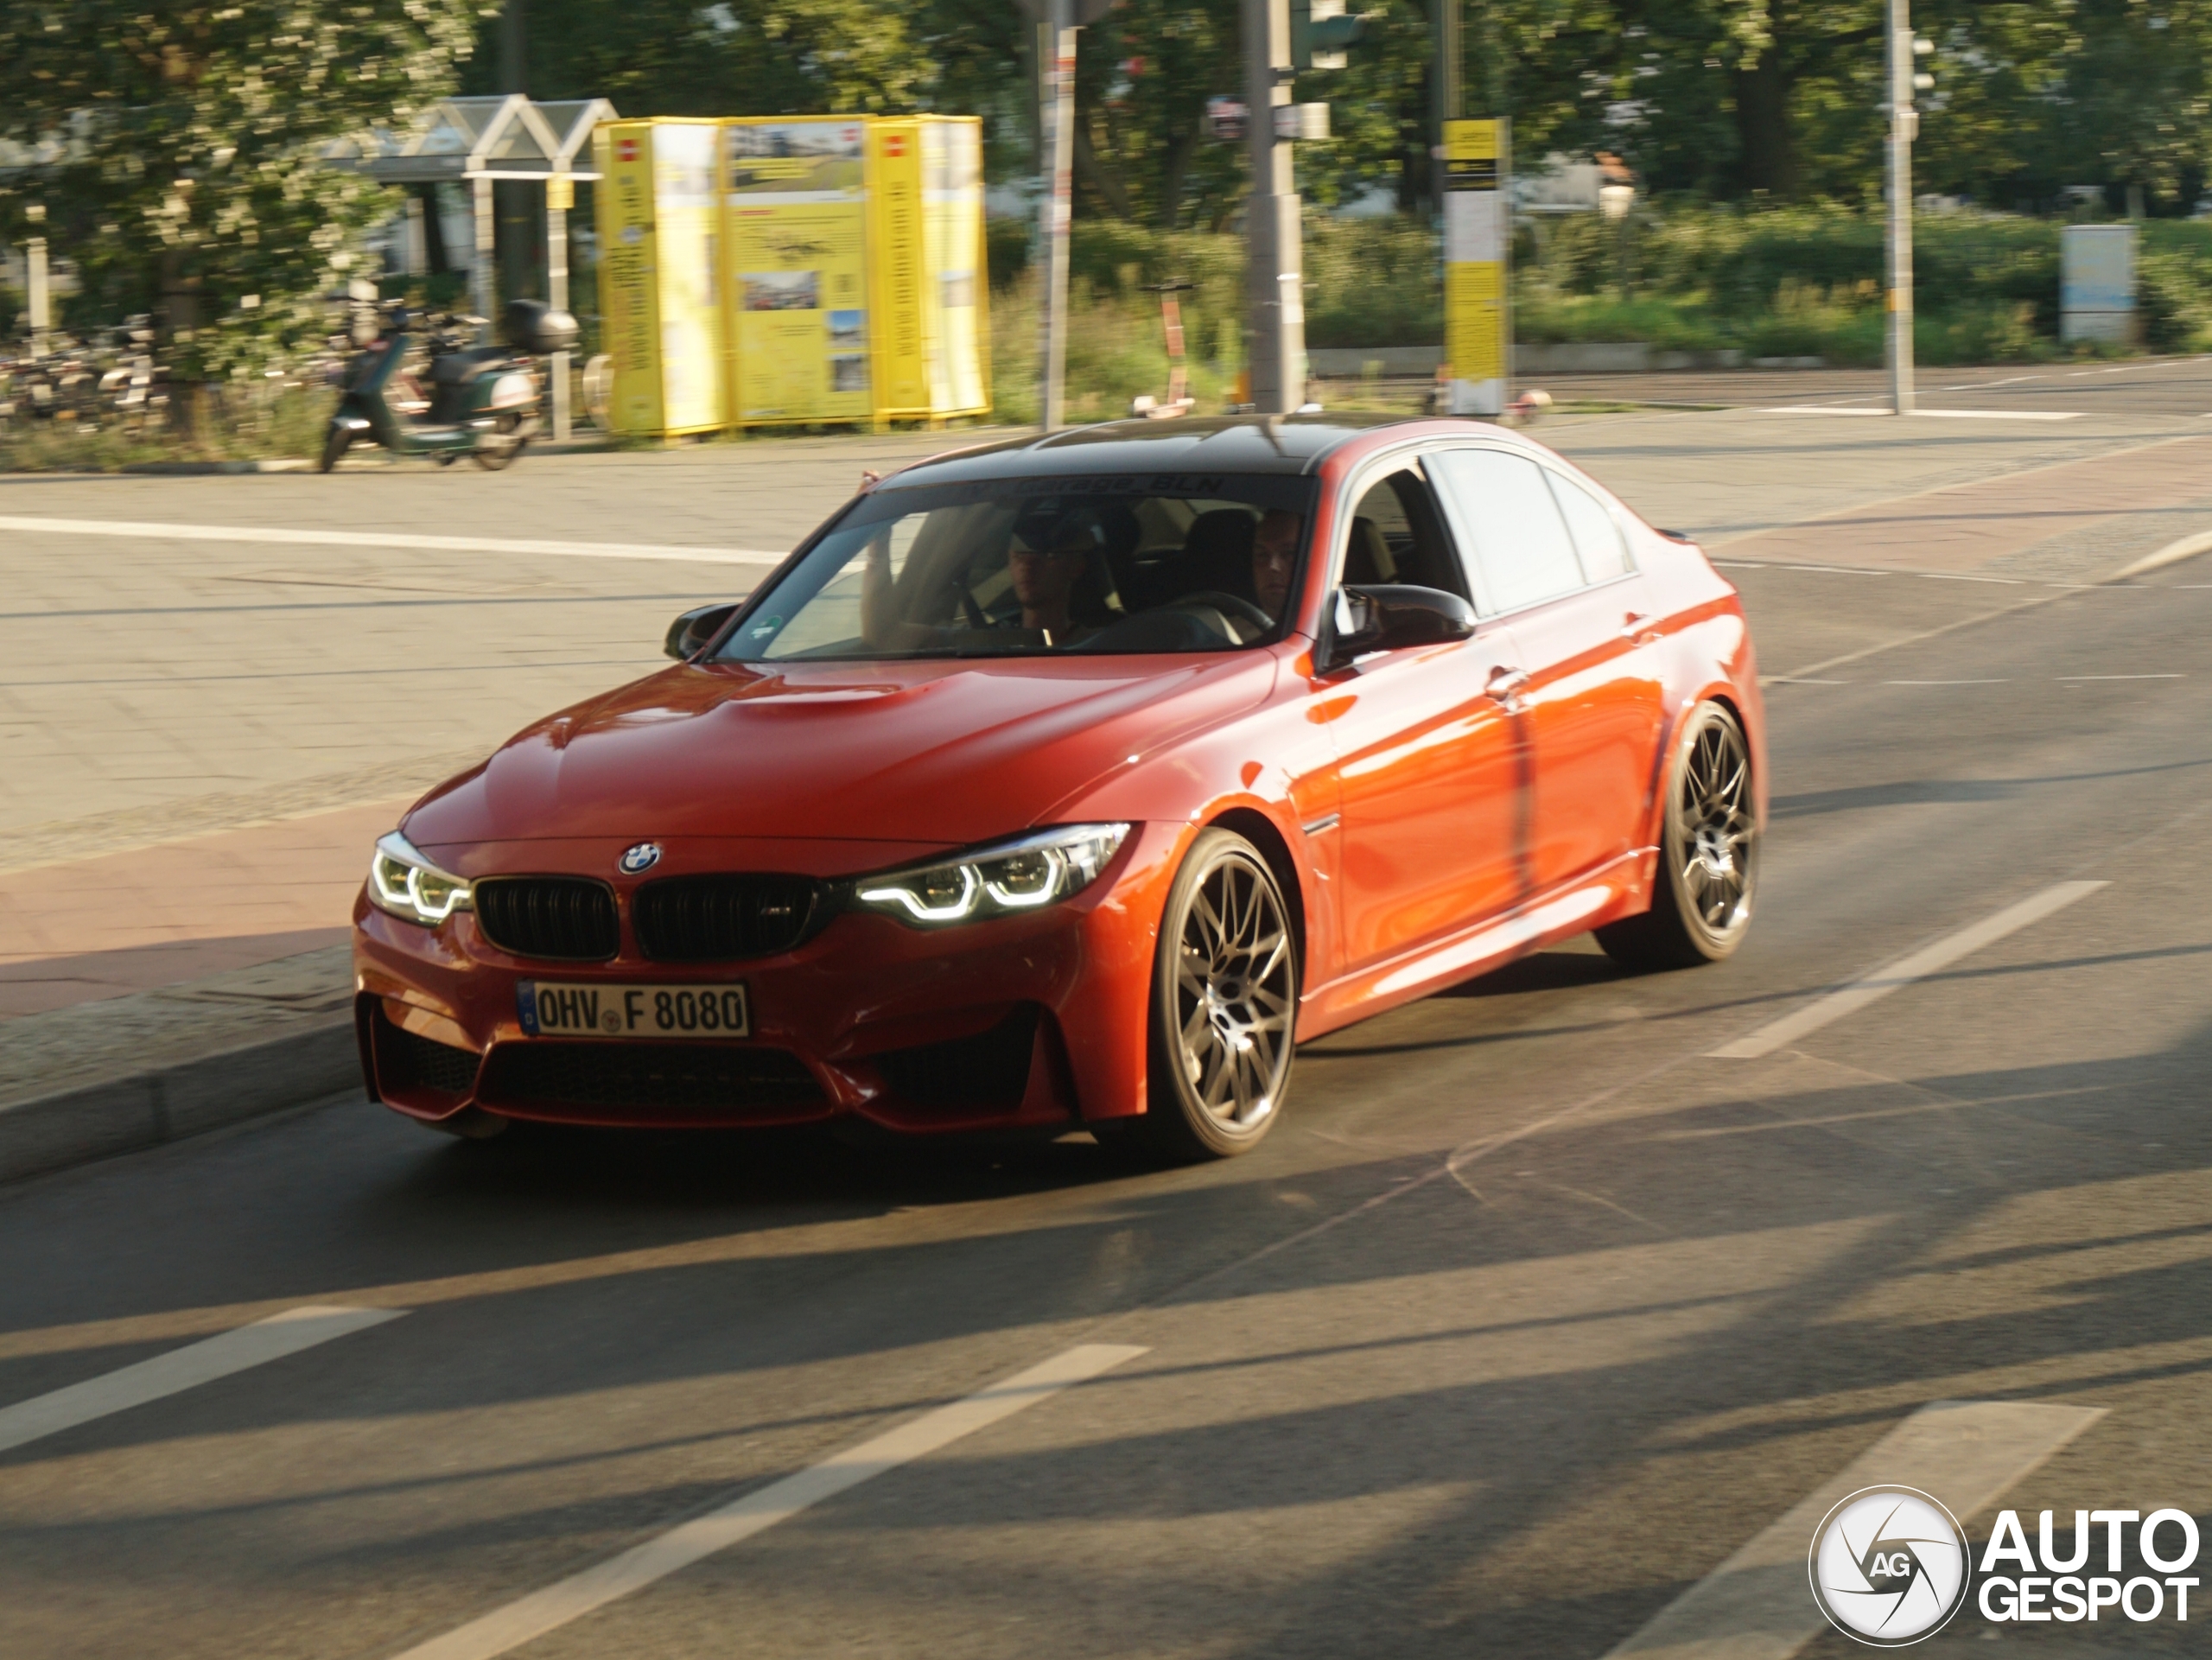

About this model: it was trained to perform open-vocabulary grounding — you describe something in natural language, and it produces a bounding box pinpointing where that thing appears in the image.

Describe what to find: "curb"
[120,458,313,475]
[0,1019,358,1186]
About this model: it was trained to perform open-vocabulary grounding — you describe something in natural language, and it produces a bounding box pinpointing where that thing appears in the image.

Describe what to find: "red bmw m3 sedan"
[354,414,1764,1159]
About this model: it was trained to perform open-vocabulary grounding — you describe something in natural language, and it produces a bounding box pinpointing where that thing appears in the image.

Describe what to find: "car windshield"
[717,473,1320,661]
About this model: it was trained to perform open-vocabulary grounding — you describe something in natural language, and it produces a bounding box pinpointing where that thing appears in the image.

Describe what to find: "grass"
[0,382,334,472]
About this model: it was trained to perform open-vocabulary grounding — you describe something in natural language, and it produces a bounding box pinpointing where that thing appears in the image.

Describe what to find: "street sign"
[1207,95,1249,142]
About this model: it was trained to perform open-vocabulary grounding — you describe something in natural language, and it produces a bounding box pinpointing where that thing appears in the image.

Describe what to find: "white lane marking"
[1910,409,2083,421]
[1918,573,2024,583]
[1881,679,2007,685]
[1603,1400,2104,1660]
[0,1306,404,1455]
[2058,672,2183,680]
[0,515,785,568]
[393,1343,1148,1660]
[1707,881,2107,1060]
[1754,407,2082,420]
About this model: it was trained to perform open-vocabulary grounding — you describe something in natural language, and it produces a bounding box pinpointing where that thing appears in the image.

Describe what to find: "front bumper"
[353,824,1185,1135]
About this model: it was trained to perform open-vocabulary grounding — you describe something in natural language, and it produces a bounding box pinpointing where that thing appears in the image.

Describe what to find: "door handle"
[1621,612,1659,643]
[1484,666,1530,709]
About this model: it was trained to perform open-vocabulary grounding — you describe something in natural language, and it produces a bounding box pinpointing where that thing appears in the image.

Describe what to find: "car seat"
[1173,509,1259,604]
[1344,516,1397,586]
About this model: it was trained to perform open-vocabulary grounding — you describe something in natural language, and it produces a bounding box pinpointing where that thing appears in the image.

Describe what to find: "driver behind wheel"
[1251,509,1303,622]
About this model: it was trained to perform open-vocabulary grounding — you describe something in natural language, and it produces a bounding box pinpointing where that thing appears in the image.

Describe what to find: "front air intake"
[473,877,620,961]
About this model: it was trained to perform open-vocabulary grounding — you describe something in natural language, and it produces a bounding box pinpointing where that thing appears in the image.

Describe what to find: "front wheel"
[1128,829,1300,1161]
[317,419,352,474]
[1598,701,1758,970]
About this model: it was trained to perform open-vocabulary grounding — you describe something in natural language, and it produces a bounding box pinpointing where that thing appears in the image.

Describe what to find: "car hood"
[404,653,1277,849]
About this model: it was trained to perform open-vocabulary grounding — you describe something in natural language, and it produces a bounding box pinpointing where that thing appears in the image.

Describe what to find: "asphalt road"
[3,545,2209,1657]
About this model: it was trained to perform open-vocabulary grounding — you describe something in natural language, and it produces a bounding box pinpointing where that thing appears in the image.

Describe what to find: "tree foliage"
[1,3,481,374]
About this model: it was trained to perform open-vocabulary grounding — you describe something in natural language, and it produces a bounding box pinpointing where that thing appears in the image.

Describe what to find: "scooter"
[319,294,575,473]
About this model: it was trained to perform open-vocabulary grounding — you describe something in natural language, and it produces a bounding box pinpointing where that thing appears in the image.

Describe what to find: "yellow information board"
[1443,118,1510,417]
[921,117,989,419]
[721,117,873,425]
[596,113,991,435]
[593,119,727,437]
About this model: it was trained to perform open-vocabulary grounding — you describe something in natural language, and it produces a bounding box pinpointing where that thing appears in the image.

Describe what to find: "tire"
[318,420,352,474]
[1598,701,1758,970]
[472,411,526,471]
[1128,829,1299,1161]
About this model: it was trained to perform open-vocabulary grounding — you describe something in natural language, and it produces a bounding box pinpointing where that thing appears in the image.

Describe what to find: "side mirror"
[665,601,741,660]
[1323,584,1478,667]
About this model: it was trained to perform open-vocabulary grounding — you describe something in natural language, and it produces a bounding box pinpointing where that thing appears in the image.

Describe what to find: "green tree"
[0,1,481,376]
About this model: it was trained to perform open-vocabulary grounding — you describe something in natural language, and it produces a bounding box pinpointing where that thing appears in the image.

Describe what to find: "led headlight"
[855,824,1129,927]
[368,830,474,926]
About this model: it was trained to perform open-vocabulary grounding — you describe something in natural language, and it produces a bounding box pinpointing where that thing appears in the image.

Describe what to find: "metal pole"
[472,175,496,342]
[1887,0,1915,415]
[1036,6,1077,431]
[1434,0,1461,219]
[548,174,571,442]
[25,206,49,360]
[1243,0,1302,413]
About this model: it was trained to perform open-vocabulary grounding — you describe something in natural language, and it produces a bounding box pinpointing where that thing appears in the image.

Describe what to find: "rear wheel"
[1126,829,1299,1161]
[1598,701,1758,970]
[472,411,526,471]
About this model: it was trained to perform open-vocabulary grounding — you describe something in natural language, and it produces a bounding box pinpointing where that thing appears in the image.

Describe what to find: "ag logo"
[1809,1486,1971,1646]
[619,843,662,875]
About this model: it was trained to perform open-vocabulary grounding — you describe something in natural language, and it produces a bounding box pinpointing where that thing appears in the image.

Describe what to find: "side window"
[1427,448,1583,614]
[1548,471,1631,582]
[1341,467,1469,599]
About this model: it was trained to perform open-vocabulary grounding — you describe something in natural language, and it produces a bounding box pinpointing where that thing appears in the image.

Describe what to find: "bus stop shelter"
[327,94,616,439]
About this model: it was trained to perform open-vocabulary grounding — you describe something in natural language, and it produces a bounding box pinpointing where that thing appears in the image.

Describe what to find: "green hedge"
[988,206,2212,368]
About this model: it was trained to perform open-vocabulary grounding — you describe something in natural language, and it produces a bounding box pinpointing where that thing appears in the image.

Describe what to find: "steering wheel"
[1168,590,1274,642]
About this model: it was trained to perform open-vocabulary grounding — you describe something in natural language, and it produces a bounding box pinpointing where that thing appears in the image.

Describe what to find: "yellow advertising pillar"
[1442,118,1510,418]
[721,116,875,426]
[591,118,726,438]
[866,119,930,424]
[920,116,991,421]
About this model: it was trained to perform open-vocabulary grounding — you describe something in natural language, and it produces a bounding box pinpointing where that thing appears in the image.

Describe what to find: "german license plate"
[519,982,749,1040]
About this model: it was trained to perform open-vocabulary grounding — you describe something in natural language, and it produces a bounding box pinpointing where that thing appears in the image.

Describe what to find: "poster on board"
[923,118,988,417]
[724,118,872,423]
[652,122,724,433]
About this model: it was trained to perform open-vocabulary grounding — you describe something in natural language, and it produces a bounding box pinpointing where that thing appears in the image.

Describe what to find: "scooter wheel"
[472,413,526,472]
[317,422,352,474]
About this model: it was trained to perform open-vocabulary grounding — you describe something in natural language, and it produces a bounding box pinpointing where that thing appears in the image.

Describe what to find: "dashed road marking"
[392,1342,1149,1660]
[1603,1400,2104,1659]
[1707,881,2107,1060]
[0,1306,404,1456]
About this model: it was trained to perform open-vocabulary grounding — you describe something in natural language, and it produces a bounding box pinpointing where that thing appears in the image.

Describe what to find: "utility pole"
[1243,0,1303,413]
[1037,0,1076,430]
[1433,0,1461,218]
[1885,0,1915,415]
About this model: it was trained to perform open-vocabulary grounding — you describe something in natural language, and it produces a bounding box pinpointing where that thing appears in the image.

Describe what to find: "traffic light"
[1293,0,1366,73]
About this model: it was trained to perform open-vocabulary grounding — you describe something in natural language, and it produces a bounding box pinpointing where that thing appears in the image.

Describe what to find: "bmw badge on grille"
[619,843,662,875]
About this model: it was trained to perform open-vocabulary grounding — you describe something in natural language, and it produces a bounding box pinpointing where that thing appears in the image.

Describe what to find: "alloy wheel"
[1173,851,1295,1130]
[1675,713,1755,934]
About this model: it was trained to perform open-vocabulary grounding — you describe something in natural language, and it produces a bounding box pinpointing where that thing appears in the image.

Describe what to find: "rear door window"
[1547,471,1632,583]
[1427,448,1585,614]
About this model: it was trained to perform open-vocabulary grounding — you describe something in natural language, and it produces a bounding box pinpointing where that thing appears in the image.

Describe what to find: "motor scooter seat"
[430,347,518,387]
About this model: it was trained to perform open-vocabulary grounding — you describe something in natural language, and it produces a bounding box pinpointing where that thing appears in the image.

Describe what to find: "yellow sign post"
[1442,118,1510,417]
